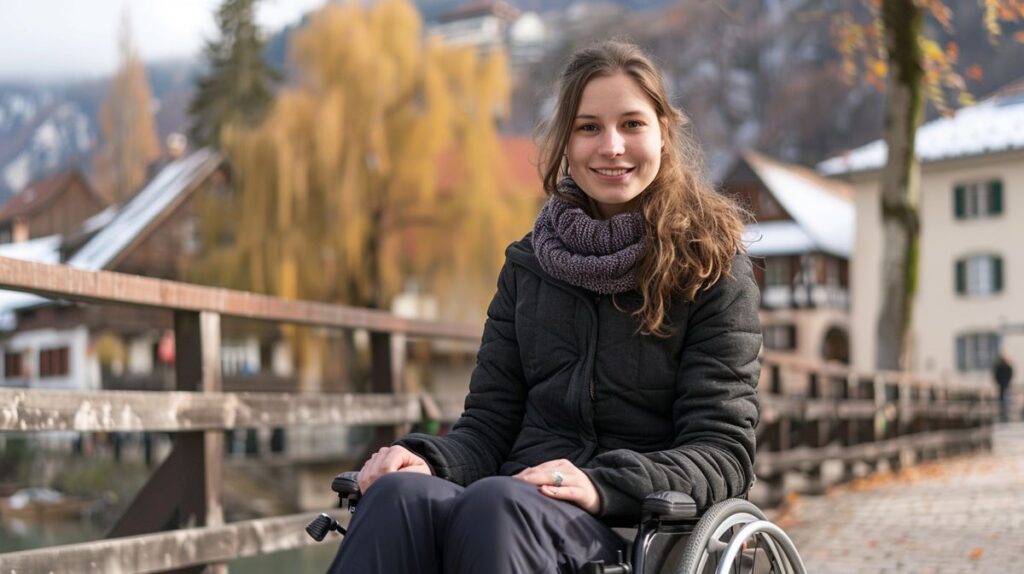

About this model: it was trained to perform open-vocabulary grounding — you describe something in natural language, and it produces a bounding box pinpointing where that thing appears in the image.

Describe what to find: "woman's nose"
[599,129,625,157]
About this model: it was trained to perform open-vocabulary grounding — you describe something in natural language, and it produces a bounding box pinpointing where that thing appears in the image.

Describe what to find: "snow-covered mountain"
[0,59,197,204]
[0,90,94,202]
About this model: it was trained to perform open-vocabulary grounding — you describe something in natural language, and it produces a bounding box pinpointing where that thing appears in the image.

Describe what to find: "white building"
[723,150,855,364]
[427,1,548,66]
[819,81,1024,384]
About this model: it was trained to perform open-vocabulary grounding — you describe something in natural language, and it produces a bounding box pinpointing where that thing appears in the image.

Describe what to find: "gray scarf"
[532,178,646,294]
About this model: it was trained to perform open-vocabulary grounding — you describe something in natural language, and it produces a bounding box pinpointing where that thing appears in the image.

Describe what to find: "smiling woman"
[567,73,664,218]
[327,40,761,574]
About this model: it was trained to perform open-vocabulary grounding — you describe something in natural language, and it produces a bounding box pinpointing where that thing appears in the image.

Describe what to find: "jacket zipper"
[508,256,601,450]
[590,294,601,401]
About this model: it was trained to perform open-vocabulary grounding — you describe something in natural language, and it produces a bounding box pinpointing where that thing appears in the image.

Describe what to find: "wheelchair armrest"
[642,490,698,520]
[332,471,361,497]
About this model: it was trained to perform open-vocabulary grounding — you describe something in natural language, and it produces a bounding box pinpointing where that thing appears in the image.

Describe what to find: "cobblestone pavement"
[774,425,1024,574]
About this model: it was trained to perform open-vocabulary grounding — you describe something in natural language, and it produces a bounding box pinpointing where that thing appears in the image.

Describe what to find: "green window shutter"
[989,180,1003,215]
[955,259,966,294]
[956,336,967,371]
[953,184,966,219]
[993,255,1003,292]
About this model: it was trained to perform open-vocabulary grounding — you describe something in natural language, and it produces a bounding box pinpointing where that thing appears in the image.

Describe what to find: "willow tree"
[189,0,534,381]
[94,10,160,204]
[834,0,1024,370]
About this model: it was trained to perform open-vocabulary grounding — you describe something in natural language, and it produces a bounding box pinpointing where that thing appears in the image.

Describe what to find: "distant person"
[327,40,761,573]
[994,351,1014,423]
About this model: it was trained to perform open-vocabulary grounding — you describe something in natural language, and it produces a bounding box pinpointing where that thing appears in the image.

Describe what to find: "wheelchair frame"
[307,471,806,574]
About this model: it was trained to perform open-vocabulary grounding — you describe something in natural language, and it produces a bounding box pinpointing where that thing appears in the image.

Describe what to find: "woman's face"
[567,72,664,218]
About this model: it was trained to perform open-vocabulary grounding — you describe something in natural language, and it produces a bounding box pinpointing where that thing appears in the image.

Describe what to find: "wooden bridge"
[0,255,1001,573]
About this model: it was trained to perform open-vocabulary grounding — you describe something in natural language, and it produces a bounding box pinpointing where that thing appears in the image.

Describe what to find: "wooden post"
[370,331,395,395]
[362,331,406,454]
[840,374,858,482]
[763,363,789,506]
[888,382,905,473]
[106,311,224,574]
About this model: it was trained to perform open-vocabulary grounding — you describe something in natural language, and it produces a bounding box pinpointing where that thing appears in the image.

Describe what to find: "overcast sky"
[0,0,328,82]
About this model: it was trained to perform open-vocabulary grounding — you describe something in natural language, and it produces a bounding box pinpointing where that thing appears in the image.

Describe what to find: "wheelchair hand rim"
[712,520,806,574]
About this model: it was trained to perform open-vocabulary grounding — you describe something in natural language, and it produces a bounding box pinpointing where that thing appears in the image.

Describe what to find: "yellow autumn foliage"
[834,0,1024,115]
[190,0,537,321]
[94,11,160,204]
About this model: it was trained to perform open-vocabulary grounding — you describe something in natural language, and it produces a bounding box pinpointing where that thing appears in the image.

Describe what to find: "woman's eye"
[577,124,598,132]
[625,120,644,129]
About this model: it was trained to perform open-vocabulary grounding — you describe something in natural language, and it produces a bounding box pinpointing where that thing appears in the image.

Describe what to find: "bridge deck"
[777,423,1024,573]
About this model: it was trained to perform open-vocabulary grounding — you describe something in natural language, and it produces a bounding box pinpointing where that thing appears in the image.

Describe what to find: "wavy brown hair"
[537,40,747,336]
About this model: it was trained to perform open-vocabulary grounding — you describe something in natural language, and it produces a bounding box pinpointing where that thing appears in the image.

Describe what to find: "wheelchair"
[307,471,806,574]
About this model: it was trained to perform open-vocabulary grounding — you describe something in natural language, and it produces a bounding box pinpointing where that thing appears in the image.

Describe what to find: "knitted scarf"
[532,178,646,294]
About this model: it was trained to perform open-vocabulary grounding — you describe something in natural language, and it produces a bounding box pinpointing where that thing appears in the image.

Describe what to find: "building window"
[764,324,797,351]
[956,332,999,371]
[954,179,1003,219]
[39,347,70,378]
[180,216,200,256]
[765,257,792,288]
[4,352,24,377]
[955,254,1003,296]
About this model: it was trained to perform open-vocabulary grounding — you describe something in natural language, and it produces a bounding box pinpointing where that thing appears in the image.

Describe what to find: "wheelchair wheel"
[675,499,805,574]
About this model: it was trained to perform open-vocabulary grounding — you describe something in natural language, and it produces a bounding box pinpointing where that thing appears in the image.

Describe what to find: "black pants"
[327,473,627,573]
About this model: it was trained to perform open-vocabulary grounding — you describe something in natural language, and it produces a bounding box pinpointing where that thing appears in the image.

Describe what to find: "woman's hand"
[514,459,601,514]
[357,445,432,493]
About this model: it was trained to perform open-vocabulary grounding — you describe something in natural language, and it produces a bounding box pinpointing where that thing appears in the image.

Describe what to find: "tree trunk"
[875,0,924,371]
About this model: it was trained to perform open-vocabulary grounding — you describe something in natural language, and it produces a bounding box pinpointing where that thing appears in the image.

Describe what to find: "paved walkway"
[774,424,1024,573]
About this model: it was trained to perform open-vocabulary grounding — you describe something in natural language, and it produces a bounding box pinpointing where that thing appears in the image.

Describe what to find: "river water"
[0,518,337,572]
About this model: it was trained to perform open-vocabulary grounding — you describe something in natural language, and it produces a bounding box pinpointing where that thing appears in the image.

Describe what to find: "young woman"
[328,40,761,574]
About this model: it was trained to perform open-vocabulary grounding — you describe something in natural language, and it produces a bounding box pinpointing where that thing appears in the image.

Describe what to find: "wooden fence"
[0,255,999,573]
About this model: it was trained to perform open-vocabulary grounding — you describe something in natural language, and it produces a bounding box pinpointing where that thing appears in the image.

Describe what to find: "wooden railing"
[752,352,997,501]
[0,255,999,573]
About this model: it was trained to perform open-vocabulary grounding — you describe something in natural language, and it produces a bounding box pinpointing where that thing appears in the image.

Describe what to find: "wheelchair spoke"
[678,500,805,574]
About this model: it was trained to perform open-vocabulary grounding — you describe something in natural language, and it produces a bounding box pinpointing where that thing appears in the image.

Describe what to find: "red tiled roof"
[0,170,95,222]
[436,136,543,199]
[497,136,543,198]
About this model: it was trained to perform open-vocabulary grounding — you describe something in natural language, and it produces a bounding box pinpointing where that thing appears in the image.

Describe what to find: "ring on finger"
[552,471,564,488]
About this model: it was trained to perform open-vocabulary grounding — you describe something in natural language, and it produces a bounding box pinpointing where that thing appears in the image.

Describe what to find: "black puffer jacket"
[396,235,761,524]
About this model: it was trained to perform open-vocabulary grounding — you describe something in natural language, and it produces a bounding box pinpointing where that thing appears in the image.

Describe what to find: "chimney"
[166,133,187,160]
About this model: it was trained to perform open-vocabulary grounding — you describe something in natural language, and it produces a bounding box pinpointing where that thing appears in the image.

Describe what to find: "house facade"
[723,150,854,366]
[819,81,1024,385]
[0,150,282,392]
[0,170,106,244]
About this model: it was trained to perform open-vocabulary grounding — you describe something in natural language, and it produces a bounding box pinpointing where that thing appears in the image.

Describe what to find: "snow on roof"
[66,148,221,271]
[0,149,222,325]
[80,205,119,236]
[0,235,63,326]
[818,82,1024,176]
[743,220,816,256]
[0,234,61,264]
[743,150,854,258]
